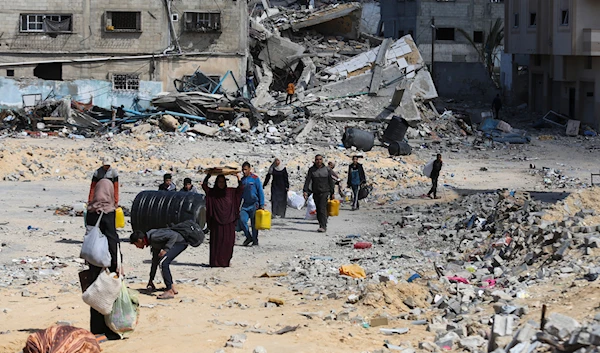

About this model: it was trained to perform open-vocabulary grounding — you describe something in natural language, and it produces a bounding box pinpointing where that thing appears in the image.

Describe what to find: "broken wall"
[0,77,162,110]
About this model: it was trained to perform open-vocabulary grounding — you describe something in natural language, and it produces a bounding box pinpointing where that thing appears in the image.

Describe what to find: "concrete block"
[546,313,581,340]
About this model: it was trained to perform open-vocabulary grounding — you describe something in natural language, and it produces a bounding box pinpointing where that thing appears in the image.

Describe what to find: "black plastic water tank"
[131,191,206,233]
[383,116,409,144]
[342,128,375,152]
[388,141,412,156]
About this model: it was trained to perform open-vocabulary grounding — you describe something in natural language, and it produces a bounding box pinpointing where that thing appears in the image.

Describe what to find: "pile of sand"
[542,187,600,226]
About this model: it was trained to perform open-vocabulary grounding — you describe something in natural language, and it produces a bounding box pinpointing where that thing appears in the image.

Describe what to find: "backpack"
[168,220,205,247]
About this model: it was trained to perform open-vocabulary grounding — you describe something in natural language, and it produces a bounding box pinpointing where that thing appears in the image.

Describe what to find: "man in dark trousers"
[492,94,502,119]
[303,154,335,233]
[347,156,366,210]
[427,154,443,200]
[130,228,188,299]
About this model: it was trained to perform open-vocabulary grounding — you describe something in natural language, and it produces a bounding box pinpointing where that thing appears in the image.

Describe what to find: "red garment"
[202,180,243,267]
[208,220,236,267]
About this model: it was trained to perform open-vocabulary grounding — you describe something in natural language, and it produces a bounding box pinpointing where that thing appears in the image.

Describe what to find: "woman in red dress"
[202,174,244,267]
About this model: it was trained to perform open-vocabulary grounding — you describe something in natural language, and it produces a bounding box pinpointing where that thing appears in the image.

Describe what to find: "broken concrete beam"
[258,36,305,70]
[488,315,515,352]
[369,38,393,96]
[252,63,276,108]
[295,57,317,101]
[295,118,316,143]
[390,80,409,107]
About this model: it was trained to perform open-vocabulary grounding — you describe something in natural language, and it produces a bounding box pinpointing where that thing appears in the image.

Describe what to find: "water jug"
[255,209,272,230]
[115,207,125,228]
[327,199,340,216]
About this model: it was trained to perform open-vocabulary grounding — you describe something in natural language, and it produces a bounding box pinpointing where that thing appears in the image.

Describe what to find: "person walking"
[492,94,502,119]
[247,71,256,98]
[86,179,120,340]
[239,162,265,246]
[263,158,289,218]
[303,154,335,233]
[180,177,199,193]
[327,161,345,199]
[158,173,176,191]
[130,227,188,299]
[286,82,295,104]
[202,174,244,267]
[427,154,443,199]
[88,157,119,206]
[347,156,366,210]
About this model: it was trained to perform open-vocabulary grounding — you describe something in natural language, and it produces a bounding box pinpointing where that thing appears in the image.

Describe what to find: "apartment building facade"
[380,0,504,64]
[0,0,248,109]
[505,0,600,129]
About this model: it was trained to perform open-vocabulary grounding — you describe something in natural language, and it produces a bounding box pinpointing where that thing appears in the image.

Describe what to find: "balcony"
[582,29,600,55]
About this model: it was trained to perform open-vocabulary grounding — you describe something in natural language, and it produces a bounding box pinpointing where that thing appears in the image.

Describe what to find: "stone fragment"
[546,313,581,340]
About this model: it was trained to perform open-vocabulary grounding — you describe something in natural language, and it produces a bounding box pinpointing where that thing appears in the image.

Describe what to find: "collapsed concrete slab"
[288,3,362,40]
[258,36,306,70]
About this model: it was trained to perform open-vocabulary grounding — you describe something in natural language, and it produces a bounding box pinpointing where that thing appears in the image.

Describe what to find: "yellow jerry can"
[327,199,340,217]
[255,209,272,230]
[115,207,125,228]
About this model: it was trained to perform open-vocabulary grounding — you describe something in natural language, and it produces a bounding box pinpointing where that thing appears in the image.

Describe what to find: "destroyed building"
[505,0,600,131]
[0,0,248,110]
[379,0,504,64]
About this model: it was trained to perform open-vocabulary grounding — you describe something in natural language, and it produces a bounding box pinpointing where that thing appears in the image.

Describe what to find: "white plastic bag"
[287,191,305,210]
[82,244,122,315]
[423,160,434,178]
[82,269,121,315]
[80,212,112,268]
[105,281,140,338]
[304,195,317,220]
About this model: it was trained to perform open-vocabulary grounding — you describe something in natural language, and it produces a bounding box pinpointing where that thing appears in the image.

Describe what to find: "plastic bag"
[339,264,366,279]
[422,160,434,178]
[287,191,305,210]
[304,195,316,220]
[82,269,121,315]
[80,212,112,268]
[105,281,140,338]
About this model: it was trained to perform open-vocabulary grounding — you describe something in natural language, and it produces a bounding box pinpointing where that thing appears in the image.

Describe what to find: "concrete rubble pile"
[258,187,600,352]
[1,98,106,138]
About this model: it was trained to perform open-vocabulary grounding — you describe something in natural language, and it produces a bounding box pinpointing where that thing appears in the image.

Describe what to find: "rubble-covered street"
[2,1,600,353]
[1,127,600,352]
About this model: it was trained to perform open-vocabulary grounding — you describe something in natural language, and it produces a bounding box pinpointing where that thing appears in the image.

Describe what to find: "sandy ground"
[1,133,599,353]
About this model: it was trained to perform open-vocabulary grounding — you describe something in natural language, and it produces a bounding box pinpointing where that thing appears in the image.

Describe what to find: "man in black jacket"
[347,156,366,210]
[130,228,188,299]
[427,154,443,199]
[303,154,335,233]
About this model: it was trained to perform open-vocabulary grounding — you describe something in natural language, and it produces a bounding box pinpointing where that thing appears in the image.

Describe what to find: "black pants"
[313,192,329,229]
[351,185,360,209]
[286,94,293,104]
[494,107,500,119]
[86,211,121,340]
[160,243,188,290]
[428,177,438,198]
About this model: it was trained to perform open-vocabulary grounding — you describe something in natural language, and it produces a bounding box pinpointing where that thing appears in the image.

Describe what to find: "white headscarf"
[268,158,285,174]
